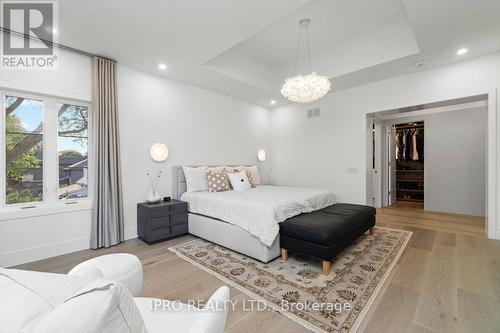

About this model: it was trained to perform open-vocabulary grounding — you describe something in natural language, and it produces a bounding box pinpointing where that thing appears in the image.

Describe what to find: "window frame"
[55,99,91,203]
[0,89,91,219]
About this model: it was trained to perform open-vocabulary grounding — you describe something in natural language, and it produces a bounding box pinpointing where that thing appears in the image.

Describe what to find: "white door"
[387,126,397,205]
[372,121,382,207]
[366,116,374,206]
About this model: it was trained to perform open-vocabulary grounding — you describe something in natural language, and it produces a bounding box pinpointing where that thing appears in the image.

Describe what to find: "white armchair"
[68,253,143,296]
[134,286,230,333]
[0,254,230,333]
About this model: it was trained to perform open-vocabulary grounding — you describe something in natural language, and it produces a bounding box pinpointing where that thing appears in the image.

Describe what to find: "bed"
[172,166,336,263]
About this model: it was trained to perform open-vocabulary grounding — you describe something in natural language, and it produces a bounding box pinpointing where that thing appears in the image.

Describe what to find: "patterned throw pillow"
[206,170,230,192]
[242,166,260,186]
[246,170,256,188]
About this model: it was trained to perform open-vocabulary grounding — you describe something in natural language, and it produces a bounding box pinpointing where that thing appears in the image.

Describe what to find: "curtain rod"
[0,27,116,62]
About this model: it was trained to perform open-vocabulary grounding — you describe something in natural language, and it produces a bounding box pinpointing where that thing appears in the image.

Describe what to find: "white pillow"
[227,171,252,191]
[243,166,261,185]
[183,166,208,193]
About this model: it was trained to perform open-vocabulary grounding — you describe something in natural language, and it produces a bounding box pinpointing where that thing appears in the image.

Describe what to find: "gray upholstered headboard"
[172,166,187,200]
[172,165,252,200]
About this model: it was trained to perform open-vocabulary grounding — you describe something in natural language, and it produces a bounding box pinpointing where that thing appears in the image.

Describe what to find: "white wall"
[425,108,486,216]
[270,52,500,238]
[0,49,92,267]
[117,66,271,239]
[381,107,487,216]
[0,52,271,267]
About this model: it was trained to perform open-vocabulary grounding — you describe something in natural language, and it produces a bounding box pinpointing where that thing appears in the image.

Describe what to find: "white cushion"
[189,286,230,333]
[183,166,209,193]
[134,298,199,333]
[243,166,261,185]
[134,286,230,333]
[0,268,146,333]
[33,281,145,333]
[227,171,251,191]
[69,267,104,278]
[68,253,143,296]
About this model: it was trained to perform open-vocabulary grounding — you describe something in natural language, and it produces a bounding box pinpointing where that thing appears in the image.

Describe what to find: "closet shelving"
[395,122,424,203]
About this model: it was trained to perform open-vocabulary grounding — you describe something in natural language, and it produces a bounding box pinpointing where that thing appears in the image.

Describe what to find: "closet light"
[158,63,167,70]
[456,48,468,56]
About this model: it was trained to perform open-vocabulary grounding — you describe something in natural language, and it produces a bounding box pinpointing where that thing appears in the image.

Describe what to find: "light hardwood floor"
[14,206,500,332]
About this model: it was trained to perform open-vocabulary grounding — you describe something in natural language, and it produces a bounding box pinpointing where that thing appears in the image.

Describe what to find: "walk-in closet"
[394,121,424,204]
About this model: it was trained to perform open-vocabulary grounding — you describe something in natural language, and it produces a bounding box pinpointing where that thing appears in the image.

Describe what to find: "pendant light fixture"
[281,19,331,104]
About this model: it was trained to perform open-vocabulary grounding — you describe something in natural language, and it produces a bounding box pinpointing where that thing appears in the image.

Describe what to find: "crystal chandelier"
[281,19,331,104]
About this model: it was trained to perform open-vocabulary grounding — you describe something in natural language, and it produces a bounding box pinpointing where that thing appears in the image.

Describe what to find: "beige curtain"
[91,57,124,249]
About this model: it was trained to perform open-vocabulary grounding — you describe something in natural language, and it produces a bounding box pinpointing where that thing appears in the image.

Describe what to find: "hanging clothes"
[395,127,424,161]
[395,130,400,160]
[401,130,407,160]
[416,129,424,161]
[411,129,419,161]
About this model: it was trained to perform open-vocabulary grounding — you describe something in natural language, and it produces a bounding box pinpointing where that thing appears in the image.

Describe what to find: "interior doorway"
[390,121,424,208]
[366,94,490,236]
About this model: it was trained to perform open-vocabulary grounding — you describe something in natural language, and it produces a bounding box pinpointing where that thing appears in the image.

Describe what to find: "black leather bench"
[279,203,376,274]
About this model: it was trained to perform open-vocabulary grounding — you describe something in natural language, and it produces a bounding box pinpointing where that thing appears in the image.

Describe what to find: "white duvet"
[181,185,336,247]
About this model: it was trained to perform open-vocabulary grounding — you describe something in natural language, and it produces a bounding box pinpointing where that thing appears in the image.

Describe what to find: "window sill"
[0,200,91,221]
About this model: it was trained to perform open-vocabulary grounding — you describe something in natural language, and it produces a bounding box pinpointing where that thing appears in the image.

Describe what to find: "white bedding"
[181,185,336,247]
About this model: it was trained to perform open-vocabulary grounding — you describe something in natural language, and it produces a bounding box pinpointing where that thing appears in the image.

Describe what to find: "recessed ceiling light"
[456,48,468,56]
[270,100,276,105]
[158,63,167,70]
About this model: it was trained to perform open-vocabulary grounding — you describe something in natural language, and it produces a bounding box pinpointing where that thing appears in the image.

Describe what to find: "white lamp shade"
[150,143,168,162]
[257,149,266,162]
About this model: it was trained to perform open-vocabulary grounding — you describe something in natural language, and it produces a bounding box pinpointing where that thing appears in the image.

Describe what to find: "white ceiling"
[55,0,500,107]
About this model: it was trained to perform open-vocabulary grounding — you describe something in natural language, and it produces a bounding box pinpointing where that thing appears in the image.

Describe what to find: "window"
[5,96,44,204]
[1,92,90,209]
[58,103,89,200]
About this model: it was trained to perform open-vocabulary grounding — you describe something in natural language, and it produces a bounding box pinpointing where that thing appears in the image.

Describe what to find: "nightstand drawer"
[150,216,169,230]
[171,224,188,236]
[170,202,188,214]
[170,213,187,225]
[149,205,169,218]
[150,227,172,242]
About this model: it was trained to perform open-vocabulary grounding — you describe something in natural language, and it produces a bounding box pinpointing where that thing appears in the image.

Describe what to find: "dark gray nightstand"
[137,199,188,244]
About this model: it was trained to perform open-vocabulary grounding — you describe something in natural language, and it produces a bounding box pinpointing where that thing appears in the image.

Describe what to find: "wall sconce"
[147,143,168,203]
[150,143,169,162]
[257,149,266,162]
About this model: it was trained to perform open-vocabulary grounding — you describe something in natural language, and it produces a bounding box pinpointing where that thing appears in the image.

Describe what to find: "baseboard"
[0,236,90,268]
[1,228,139,268]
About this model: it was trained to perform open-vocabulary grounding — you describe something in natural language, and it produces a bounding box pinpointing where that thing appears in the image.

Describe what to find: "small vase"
[146,186,161,203]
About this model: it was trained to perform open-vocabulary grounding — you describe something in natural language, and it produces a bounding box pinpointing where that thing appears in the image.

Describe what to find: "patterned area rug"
[169,227,411,333]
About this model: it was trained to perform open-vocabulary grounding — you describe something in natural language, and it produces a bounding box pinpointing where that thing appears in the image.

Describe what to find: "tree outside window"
[5,96,44,204]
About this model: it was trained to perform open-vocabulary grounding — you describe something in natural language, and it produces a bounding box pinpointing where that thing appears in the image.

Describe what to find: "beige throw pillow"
[246,170,256,187]
[243,166,261,185]
[207,170,230,192]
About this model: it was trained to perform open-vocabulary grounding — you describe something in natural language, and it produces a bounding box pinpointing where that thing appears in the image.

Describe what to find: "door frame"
[362,89,497,240]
